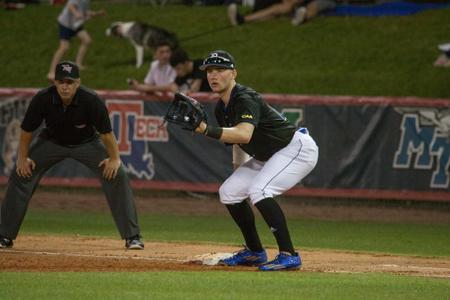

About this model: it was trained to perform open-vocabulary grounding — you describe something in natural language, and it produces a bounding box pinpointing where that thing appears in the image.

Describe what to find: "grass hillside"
[0,3,449,97]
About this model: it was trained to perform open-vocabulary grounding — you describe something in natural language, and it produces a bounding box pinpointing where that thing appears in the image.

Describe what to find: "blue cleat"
[258,252,302,271]
[219,246,267,266]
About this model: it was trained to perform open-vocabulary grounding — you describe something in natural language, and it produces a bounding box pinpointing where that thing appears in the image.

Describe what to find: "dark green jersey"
[214,84,296,161]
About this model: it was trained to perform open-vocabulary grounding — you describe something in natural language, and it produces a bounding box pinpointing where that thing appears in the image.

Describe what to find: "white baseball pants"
[219,128,319,205]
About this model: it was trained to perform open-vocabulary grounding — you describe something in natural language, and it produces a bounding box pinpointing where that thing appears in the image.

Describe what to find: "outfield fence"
[0,88,449,202]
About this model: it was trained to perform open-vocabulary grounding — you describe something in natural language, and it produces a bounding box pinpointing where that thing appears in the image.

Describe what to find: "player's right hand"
[16,157,36,178]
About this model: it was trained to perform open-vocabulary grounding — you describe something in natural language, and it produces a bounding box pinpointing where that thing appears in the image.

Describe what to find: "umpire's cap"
[199,50,235,71]
[55,61,80,80]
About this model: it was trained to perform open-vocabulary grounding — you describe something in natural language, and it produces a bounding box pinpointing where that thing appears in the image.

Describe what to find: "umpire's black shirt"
[215,84,296,161]
[21,85,112,146]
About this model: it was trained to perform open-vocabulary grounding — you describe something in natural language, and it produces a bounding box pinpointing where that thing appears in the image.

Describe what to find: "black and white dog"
[106,21,178,68]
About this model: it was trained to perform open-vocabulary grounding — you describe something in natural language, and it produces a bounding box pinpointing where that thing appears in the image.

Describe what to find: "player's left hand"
[98,158,121,180]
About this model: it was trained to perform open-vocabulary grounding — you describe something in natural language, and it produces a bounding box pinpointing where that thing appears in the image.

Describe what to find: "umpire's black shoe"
[125,235,144,250]
[0,235,13,248]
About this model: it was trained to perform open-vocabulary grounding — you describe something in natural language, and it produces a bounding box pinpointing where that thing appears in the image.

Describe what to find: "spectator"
[169,48,212,93]
[227,0,335,26]
[47,0,105,81]
[291,0,337,26]
[128,41,177,94]
[227,0,299,26]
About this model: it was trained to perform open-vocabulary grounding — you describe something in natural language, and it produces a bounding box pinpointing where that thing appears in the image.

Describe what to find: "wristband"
[204,126,223,139]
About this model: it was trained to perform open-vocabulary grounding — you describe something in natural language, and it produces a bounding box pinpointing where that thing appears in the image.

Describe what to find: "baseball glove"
[164,92,208,131]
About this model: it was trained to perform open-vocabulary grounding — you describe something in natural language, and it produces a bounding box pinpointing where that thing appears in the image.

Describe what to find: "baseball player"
[195,50,319,270]
[0,61,144,250]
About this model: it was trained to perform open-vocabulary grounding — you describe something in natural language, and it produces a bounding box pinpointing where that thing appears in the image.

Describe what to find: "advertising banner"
[0,89,449,201]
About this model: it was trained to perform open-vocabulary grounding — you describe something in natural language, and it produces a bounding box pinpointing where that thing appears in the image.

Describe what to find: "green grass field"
[0,3,449,97]
[1,271,450,300]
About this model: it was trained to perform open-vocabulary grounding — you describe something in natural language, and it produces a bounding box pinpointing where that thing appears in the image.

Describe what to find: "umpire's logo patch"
[62,64,72,73]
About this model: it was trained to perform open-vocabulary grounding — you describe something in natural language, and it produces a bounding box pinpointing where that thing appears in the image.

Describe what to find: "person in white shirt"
[128,42,177,94]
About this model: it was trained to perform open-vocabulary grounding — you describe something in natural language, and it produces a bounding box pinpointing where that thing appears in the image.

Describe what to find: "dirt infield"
[1,235,450,278]
[1,187,450,276]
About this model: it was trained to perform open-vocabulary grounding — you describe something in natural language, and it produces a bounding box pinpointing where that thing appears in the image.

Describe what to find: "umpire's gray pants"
[0,138,141,240]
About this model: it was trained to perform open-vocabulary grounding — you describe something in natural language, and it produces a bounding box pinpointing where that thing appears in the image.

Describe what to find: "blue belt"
[298,127,308,134]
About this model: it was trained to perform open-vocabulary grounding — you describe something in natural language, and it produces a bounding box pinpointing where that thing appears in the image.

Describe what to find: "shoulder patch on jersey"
[241,114,253,119]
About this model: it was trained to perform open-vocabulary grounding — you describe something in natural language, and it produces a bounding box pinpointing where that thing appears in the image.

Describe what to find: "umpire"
[0,61,144,250]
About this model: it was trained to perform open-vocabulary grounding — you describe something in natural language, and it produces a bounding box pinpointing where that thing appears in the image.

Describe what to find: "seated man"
[227,0,335,26]
[128,41,177,94]
[169,48,212,93]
